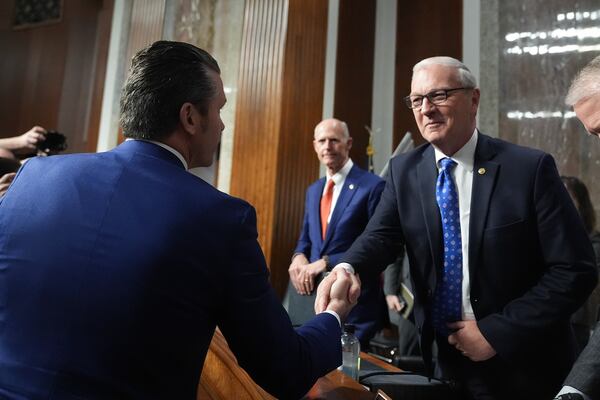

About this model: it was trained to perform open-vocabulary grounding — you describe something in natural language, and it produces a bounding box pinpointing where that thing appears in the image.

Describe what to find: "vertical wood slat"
[125,0,167,74]
[393,0,463,148]
[230,0,328,297]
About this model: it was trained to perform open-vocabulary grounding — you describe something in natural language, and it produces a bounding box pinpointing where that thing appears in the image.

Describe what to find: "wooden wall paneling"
[271,0,328,297]
[0,0,112,154]
[333,0,376,169]
[393,0,463,148]
[57,0,112,153]
[230,0,328,297]
[231,0,286,270]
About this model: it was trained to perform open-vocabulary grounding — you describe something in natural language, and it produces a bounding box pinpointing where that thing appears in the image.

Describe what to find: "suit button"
[472,298,479,303]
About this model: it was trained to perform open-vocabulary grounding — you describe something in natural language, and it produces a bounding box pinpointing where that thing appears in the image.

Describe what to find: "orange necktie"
[320,179,335,239]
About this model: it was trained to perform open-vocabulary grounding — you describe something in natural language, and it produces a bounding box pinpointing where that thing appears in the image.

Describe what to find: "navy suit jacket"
[0,140,341,400]
[343,133,597,393]
[288,165,384,343]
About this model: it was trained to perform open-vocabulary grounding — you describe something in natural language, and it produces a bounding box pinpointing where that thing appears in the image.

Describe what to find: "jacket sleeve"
[218,204,341,399]
[293,190,312,258]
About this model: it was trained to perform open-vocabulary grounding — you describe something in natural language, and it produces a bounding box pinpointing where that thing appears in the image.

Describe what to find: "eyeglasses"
[404,87,472,109]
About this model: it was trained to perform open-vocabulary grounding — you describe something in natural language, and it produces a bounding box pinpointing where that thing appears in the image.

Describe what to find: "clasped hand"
[288,254,327,295]
[314,266,361,320]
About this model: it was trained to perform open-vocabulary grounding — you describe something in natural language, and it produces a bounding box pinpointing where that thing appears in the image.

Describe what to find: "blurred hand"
[298,258,327,294]
[314,265,361,314]
[13,126,46,154]
[288,254,310,295]
[447,320,496,362]
[385,294,406,312]
[0,172,16,197]
[323,269,360,321]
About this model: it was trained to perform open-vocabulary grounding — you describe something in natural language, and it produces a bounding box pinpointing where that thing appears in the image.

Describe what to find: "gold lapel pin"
[349,184,355,190]
[478,168,486,175]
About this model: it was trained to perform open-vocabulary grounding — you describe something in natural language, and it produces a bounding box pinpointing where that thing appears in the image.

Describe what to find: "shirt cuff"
[323,310,341,327]
[556,386,591,400]
[333,262,355,274]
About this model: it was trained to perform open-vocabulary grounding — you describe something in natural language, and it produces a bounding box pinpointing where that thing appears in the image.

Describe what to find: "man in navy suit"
[286,118,385,345]
[0,41,358,400]
[554,55,600,400]
[317,57,597,399]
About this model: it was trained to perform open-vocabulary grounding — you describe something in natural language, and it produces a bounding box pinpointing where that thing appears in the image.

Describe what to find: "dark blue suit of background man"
[317,57,597,400]
[0,41,359,400]
[554,54,600,400]
[286,118,385,346]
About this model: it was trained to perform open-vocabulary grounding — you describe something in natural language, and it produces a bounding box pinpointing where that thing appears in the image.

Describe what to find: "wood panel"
[0,0,113,154]
[198,329,275,400]
[230,0,328,297]
[393,0,463,148]
[334,0,376,169]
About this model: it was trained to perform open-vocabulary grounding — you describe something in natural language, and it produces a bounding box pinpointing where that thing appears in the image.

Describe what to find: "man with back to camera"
[316,56,597,399]
[286,118,385,347]
[0,41,358,400]
[554,55,600,400]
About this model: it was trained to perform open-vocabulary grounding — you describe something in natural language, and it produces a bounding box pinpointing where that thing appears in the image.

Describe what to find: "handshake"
[314,267,362,321]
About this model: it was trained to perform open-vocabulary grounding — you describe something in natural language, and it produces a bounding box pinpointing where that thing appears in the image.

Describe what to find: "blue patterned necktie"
[432,157,463,335]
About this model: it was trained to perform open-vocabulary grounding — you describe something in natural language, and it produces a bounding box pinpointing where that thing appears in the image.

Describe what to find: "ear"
[179,102,203,135]
[346,136,353,150]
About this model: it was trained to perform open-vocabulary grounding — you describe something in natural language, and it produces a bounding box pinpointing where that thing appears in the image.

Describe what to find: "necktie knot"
[439,157,456,172]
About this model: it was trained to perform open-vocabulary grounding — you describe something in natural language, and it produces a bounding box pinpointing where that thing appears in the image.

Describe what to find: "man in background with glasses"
[553,55,600,400]
[317,56,597,399]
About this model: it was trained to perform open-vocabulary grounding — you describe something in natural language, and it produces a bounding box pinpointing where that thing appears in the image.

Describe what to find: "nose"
[419,97,436,114]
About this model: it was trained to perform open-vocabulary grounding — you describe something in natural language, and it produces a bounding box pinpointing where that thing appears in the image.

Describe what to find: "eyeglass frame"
[403,87,474,109]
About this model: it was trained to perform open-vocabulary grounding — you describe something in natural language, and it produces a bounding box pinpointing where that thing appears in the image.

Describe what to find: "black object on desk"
[359,359,458,400]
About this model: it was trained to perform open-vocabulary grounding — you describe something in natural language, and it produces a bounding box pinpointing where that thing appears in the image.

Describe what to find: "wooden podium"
[197,329,377,400]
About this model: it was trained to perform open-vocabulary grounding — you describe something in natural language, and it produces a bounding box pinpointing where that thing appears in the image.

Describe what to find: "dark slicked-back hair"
[562,176,597,234]
[119,40,220,140]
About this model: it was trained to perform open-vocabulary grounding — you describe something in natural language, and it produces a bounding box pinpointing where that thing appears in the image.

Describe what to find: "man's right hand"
[315,265,361,315]
[385,294,406,312]
[323,269,359,321]
[288,254,310,295]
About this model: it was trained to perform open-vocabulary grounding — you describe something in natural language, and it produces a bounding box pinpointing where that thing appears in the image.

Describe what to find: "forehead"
[574,94,600,133]
[411,64,462,94]
[314,123,345,140]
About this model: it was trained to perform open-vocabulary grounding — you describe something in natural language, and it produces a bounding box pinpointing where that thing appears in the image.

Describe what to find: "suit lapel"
[416,146,443,288]
[468,134,498,281]
[312,178,326,248]
[322,166,360,250]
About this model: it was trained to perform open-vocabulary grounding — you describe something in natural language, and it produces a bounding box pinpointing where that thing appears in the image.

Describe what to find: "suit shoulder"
[481,134,547,159]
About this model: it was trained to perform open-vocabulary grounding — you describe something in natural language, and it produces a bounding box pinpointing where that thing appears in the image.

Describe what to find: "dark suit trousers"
[435,334,559,400]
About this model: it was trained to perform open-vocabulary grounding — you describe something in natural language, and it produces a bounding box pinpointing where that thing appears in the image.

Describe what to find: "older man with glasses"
[317,56,597,399]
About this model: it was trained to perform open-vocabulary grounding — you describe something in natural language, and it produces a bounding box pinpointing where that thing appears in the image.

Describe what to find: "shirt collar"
[328,158,353,185]
[127,139,189,170]
[433,129,478,171]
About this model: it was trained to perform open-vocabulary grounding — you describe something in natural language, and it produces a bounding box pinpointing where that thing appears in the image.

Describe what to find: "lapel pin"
[478,168,486,175]
[349,184,355,190]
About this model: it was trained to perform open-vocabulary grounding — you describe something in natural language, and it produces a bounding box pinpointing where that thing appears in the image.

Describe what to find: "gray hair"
[413,56,478,88]
[566,56,600,106]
